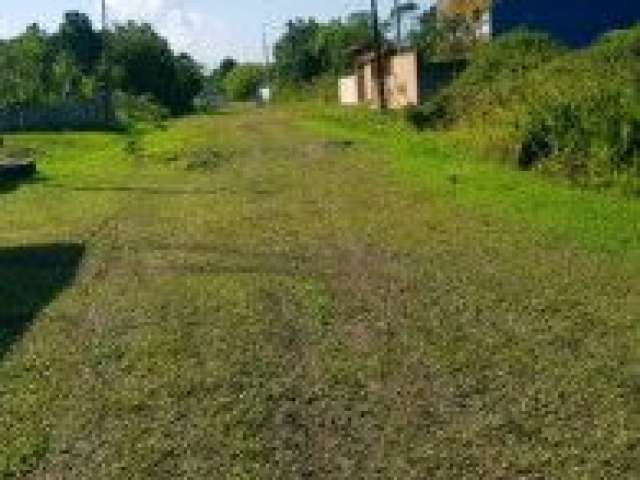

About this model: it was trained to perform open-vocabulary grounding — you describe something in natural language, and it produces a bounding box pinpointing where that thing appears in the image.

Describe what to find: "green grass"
[305,105,640,262]
[1,106,639,478]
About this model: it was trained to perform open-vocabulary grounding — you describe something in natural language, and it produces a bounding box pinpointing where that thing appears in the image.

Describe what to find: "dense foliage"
[419,31,566,125]
[408,6,484,60]
[411,28,640,191]
[222,64,265,101]
[273,13,373,87]
[0,12,203,115]
[205,57,238,94]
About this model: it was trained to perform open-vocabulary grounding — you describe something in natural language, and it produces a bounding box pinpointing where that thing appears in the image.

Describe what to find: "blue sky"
[0,0,427,67]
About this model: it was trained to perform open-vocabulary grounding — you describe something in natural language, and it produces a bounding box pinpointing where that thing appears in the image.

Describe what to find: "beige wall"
[386,51,419,108]
[339,75,359,105]
[363,63,374,103]
[343,50,420,110]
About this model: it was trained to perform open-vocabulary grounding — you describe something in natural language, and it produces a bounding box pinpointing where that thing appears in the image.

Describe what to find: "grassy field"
[1,106,639,478]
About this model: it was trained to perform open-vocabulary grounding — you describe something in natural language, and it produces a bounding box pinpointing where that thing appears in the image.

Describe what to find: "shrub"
[422,26,640,190]
[223,65,264,101]
[519,90,640,176]
[514,28,640,184]
[114,92,169,130]
[404,102,449,130]
[273,74,340,105]
[427,30,566,128]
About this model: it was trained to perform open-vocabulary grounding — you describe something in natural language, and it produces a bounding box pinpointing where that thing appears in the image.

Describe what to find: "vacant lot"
[1,107,639,479]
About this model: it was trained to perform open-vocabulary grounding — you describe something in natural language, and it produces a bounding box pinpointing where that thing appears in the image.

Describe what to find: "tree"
[0,12,204,115]
[274,19,323,84]
[439,0,492,17]
[169,53,204,115]
[223,64,263,101]
[51,51,81,99]
[107,21,203,114]
[315,16,373,76]
[273,15,373,86]
[0,24,49,107]
[409,4,482,60]
[54,11,102,75]
[205,56,238,95]
[219,57,238,77]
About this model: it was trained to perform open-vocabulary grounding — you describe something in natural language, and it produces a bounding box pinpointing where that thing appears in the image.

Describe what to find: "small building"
[258,86,272,104]
[339,76,360,106]
[438,0,640,47]
[339,48,465,110]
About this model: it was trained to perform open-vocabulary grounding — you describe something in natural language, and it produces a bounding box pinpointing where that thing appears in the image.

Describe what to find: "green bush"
[223,64,264,101]
[114,92,169,130]
[515,28,640,185]
[274,75,339,104]
[424,30,565,128]
[420,27,640,190]
[520,90,640,177]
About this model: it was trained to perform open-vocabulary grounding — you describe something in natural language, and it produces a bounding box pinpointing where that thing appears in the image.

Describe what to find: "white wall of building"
[339,75,360,105]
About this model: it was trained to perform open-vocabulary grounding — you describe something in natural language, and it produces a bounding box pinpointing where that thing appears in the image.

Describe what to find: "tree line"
[0,11,203,115]
[202,11,375,102]
[205,3,476,102]
[0,4,479,113]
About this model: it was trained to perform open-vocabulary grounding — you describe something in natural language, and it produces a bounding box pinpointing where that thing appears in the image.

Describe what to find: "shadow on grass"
[0,176,44,195]
[41,183,228,196]
[0,243,85,361]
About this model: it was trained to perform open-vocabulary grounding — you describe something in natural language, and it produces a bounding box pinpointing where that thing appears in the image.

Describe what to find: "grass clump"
[114,92,170,131]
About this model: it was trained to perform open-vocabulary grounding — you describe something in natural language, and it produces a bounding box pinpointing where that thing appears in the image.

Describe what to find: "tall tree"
[169,53,205,115]
[206,57,238,94]
[107,21,203,114]
[54,11,102,74]
[223,64,264,101]
[0,12,203,115]
[409,4,480,59]
[274,18,323,84]
[273,14,374,85]
[0,24,49,106]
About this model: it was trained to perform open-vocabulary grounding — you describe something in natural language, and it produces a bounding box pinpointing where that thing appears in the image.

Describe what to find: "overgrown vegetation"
[222,64,265,101]
[0,11,203,116]
[273,14,373,87]
[411,28,640,193]
[201,13,375,104]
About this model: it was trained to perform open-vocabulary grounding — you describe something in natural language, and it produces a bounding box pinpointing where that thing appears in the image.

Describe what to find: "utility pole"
[371,0,386,110]
[100,0,112,124]
[262,22,272,91]
[394,0,402,46]
[101,0,107,31]
[262,23,270,70]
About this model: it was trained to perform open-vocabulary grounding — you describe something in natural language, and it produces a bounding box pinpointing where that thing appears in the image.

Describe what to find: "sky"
[0,0,427,68]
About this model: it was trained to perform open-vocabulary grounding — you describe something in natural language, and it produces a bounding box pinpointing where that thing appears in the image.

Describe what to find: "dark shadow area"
[0,154,38,193]
[41,183,229,196]
[0,243,85,361]
[0,174,45,195]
